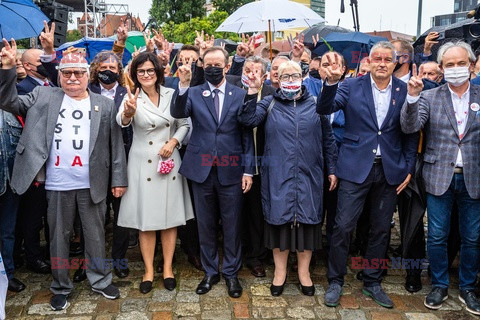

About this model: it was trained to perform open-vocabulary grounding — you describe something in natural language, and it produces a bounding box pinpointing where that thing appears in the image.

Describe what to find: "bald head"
[22,49,46,79]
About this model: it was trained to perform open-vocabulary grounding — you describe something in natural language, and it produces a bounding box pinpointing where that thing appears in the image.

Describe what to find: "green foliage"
[15,39,30,49]
[66,30,83,43]
[212,0,254,14]
[160,11,239,44]
[150,0,206,25]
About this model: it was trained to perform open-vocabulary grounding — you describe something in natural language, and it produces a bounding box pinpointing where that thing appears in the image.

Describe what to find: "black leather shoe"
[69,241,83,256]
[460,289,480,316]
[114,266,129,278]
[249,264,266,278]
[196,274,220,294]
[301,284,315,296]
[424,287,448,309]
[164,277,176,291]
[8,278,26,292]
[26,259,51,274]
[405,273,422,293]
[225,277,242,298]
[139,280,153,294]
[270,281,286,296]
[188,255,204,271]
[73,267,87,283]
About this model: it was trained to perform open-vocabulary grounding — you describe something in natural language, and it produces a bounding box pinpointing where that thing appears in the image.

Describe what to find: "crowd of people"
[0,20,479,316]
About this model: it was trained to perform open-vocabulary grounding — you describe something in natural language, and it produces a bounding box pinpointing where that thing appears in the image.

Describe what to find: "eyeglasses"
[279,73,302,81]
[136,68,156,76]
[60,70,87,78]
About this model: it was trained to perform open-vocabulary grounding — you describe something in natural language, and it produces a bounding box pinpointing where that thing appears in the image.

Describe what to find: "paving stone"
[54,317,92,320]
[285,306,316,319]
[202,296,229,310]
[175,302,201,316]
[152,288,176,302]
[229,293,249,304]
[148,301,174,312]
[441,311,477,320]
[95,315,112,320]
[152,311,173,320]
[441,297,463,311]
[403,294,428,311]
[339,309,367,320]
[282,283,301,295]
[313,305,338,319]
[405,313,442,320]
[115,311,149,320]
[27,303,68,315]
[120,298,148,313]
[6,290,33,306]
[31,290,52,304]
[251,307,286,318]
[71,300,98,314]
[285,295,317,307]
[97,299,120,314]
[390,294,410,311]
[251,296,288,307]
[201,309,232,319]
[339,294,359,309]
[176,290,200,303]
[370,312,403,320]
[250,284,270,296]
[233,303,250,318]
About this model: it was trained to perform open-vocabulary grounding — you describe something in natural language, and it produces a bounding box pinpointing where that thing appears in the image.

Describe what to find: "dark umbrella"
[313,31,387,69]
[299,24,351,48]
[0,0,50,40]
[214,38,238,53]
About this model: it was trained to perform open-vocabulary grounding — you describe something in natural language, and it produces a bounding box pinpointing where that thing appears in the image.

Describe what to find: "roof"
[97,14,144,37]
[366,30,414,42]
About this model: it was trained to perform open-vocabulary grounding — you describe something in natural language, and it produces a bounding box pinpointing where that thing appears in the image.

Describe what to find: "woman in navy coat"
[239,60,338,297]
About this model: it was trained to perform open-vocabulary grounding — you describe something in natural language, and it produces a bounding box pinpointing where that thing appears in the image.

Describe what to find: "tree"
[212,0,254,14]
[160,10,239,44]
[66,30,83,43]
[150,0,205,25]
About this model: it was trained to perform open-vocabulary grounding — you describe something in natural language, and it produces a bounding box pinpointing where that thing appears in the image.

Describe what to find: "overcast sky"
[75,0,456,36]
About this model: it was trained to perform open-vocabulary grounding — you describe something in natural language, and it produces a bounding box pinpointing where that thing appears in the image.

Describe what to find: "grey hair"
[421,61,442,74]
[244,56,269,76]
[369,41,397,62]
[436,40,476,65]
[272,55,290,64]
[278,60,302,78]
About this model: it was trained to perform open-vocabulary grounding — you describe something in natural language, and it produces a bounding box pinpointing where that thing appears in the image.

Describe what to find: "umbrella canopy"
[56,37,132,66]
[110,31,146,54]
[313,32,388,69]
[216,0,325,33]
[0,0,50,40]
[299,24,351,48]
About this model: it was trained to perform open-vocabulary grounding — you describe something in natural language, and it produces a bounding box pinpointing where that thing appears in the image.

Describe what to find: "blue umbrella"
[313,32,388,69]
[56,37,132,66]
[0,0,50,40]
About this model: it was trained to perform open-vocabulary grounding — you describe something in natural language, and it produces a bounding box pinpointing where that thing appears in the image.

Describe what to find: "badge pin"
[392,99,396,106]
[470,102,480,112]
[396,87,400,92]
[202,90,211,97]
[229,92,232,96]
[94,105,99,112]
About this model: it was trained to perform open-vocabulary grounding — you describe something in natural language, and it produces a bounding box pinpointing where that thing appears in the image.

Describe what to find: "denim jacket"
[0,111,22,196]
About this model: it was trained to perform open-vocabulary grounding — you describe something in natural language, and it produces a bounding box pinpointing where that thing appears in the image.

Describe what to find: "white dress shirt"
[207,80,227,120]
[371,75,393,156]
[100,82,118,100]
[449,83,470,167]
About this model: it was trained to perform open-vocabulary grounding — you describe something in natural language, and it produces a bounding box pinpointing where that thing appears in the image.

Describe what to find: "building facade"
[432,0,478,27]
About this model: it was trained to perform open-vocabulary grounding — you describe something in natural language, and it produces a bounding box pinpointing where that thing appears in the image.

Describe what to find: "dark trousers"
[0,185,19,279]
[242,174,267,267]
[16,183,49,263]
[191,167,243,278]
[327,163,397,287]
[110,195,130,261]
[323,176,338,250]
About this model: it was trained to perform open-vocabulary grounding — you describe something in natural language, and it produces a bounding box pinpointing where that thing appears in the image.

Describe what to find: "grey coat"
[0,68,127,203]
[400,83,480,199]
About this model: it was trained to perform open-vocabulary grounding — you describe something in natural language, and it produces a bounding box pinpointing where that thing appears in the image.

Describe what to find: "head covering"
[56,52,89,70]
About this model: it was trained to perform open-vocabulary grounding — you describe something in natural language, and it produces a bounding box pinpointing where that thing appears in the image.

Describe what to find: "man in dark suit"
[317,42,418,308]
[226,56,275,278]
[171,46,254,298]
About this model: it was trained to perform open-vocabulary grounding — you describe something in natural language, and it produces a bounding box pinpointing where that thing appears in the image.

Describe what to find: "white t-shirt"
[45,95,91,191]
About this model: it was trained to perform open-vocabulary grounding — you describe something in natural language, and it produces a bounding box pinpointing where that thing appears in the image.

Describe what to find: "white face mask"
[443,66,470,87]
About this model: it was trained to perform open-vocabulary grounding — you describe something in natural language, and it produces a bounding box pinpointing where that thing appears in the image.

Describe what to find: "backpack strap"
[267,98,276,114]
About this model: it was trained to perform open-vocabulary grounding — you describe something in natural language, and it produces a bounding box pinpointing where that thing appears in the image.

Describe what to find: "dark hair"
[89,50,125,86]
[203,46,229,66]
[180,44,200,55]
[129,52,164,93]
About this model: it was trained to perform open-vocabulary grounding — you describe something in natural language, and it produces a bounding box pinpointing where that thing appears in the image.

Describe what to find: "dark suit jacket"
[317,73,418,185]
[171,81,254,185]
[164,76,180,90]
[16,76,47,95]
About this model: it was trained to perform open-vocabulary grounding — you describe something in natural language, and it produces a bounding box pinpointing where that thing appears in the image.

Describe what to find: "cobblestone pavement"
[5,214,477,319]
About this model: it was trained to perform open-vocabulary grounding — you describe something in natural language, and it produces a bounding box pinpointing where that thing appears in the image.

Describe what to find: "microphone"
[467,4,480,19]
[341,0,345,13]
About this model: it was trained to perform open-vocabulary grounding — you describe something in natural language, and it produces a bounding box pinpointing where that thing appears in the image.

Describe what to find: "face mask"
[309,69,321,80]
[241,73,250,88]
[393,62,404,73]
[280,80,302,100]
[300,62,309,77]
[204,66,224,86]
[34,64,49,78]
[443,66,470,87]
[98,70,119,85]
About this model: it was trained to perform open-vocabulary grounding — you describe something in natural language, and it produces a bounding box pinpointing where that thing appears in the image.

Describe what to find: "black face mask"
[393,62,404,73]
[98,70,119,85]
[204,66,224,86]
[300,62,310,77]
[34,64,49,78]
[309,69,321,79]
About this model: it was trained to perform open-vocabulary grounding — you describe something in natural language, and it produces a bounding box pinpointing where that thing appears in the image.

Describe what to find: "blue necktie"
[213,89,220,120]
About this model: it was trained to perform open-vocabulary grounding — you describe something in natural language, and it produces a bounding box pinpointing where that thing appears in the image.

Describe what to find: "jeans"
[0,185,19,280]
[427,173,480,290]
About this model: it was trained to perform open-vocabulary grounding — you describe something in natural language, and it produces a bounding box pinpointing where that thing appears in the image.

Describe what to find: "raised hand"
[177,57,193,87]
[123,86,140,119]
[424,32,439,56]
[132,45,141,60]
[1,38,17,69]
[407,64,424,97]
[194,30,205,48]
[143,30,155,52]
[152,28,165,50]
[246,69,264,95]
[116,19,128,44]
[39,20,55,55]
[312,33,320,48]
[291,33,305,61]
[236,34,254,57]
[324,52,343,84]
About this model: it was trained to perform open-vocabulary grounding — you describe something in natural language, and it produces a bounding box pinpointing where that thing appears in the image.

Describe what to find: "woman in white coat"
[117,52,194,294]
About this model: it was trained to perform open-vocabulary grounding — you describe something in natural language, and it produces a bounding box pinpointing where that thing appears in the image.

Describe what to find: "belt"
[373,156,382,164]
[454,167,463,174]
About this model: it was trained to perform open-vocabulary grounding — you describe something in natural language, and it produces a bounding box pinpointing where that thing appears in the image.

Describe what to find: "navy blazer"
[317,74,418,185]
[16,76,44,95]
[170,81,254,185]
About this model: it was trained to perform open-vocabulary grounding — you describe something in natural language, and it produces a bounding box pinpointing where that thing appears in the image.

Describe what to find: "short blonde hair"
[278,60,302,78]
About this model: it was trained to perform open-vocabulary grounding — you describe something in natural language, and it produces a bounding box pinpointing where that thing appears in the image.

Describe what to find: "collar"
[398,72,411,84]
[30,75,47,86]
[100,82,118,92]
[448,82,470,99]
[207,80,226,94]
[370,74,393,92]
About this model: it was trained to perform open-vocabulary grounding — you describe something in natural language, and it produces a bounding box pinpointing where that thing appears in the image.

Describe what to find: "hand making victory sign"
[324,52,344,84]
[1,38,17,69]
[39,20,56,55]
[407,63,424,97]
[122,85,140,125]
[177,56,193,88]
